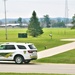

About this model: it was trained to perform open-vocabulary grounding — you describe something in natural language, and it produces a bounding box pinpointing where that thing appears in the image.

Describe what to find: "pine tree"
[27,11,43,37]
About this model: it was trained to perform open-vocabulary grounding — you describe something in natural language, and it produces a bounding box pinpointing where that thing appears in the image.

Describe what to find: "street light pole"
[4,0,7,40]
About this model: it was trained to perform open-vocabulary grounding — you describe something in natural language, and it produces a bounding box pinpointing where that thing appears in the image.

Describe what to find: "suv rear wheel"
[14,56,24,64]
[24,60,30,64]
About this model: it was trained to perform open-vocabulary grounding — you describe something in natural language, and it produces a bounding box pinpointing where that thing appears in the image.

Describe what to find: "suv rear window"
[28,45,36,49]
[17,45,26,49]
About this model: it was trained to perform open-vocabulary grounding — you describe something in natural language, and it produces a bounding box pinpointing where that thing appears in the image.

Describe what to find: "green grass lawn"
[37,49,75,64]
[0,28,75,51]
[0,28,75,64]
[0,73,68,75]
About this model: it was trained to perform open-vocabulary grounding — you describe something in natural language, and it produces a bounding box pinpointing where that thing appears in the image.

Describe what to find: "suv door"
[0,45,16,60]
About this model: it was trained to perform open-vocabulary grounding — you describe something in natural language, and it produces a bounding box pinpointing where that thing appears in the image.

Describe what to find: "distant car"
[0,42,37,64]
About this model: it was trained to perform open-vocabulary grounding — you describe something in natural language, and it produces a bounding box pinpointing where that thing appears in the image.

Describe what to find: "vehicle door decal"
[0,53,13,58]
[24,51,26,54]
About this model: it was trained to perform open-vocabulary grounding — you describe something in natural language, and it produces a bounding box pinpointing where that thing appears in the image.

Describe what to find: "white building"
[0,23,28,28]
[65,23,73,28]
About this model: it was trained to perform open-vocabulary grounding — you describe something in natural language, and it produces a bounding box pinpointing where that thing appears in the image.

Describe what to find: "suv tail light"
[28,50,33,53]
[28,50,37,53]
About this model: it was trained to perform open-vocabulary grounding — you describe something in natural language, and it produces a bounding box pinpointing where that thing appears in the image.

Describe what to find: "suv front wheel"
[14,56,24,64]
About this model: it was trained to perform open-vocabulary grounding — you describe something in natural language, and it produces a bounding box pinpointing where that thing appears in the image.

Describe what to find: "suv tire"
[24,60,30,64]
[15,56,24,64]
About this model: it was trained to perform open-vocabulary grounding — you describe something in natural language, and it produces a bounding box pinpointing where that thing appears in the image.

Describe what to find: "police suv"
[0,42,37,64]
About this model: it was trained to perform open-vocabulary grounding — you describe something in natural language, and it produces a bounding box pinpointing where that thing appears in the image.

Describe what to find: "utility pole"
[65,0,69,26]
[3,0,7,40]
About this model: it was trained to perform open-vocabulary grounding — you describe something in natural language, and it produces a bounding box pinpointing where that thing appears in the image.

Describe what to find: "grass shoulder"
[36,49,75,64]
[0,73,69,75]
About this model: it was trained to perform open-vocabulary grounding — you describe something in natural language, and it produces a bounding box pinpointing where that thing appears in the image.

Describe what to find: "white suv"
[0,42,37,64]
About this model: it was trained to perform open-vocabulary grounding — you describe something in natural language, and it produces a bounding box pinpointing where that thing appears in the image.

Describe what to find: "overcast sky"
[0,0,75,19]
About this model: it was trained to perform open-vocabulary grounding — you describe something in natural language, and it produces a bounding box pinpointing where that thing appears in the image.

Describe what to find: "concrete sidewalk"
[38,42,75,59]
[61,38,75,41]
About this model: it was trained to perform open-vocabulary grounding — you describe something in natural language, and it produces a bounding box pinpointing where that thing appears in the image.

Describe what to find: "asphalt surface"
[0,62,75,74]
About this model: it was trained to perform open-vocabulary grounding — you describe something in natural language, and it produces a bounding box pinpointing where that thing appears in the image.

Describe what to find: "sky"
[0,0,75,19]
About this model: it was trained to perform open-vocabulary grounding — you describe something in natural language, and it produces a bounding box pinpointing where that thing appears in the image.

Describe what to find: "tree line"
[0,11,75,37]
[0,11,74,28]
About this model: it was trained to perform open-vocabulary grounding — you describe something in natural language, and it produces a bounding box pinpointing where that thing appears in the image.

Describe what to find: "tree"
[71,14,75,29]
[52,21,65,28]
[72,14,75,24]
[17,17,22,27]
[27,11,43,37]
[44,15,51,27]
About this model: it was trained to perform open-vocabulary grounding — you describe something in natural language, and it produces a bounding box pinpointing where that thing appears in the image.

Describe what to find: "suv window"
[5,45,16,50]
[0,45,5,50]
[17,45,26,49]
[0,45,16,50]
[28,45,36,49]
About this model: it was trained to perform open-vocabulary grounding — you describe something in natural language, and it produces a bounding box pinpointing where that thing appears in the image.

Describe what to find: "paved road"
[38,42,75,59]
[0,62,75,74]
